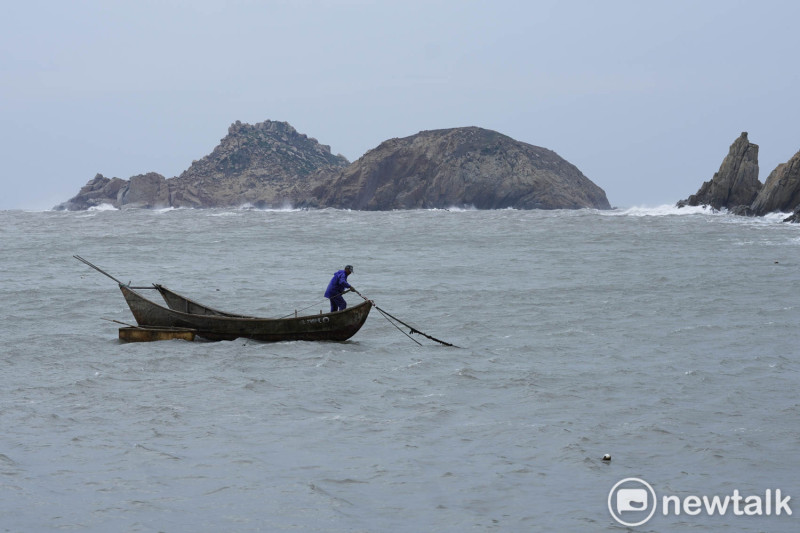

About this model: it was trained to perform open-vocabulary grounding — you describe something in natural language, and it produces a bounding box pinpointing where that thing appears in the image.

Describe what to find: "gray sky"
[2,0,798,210]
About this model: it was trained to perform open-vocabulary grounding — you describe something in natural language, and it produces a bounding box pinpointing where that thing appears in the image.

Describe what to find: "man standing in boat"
[325,265,354,312]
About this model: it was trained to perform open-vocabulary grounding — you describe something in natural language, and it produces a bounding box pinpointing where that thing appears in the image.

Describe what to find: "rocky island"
[55,120,611,211]
[55,121,350,210]
[677,132,800,221]
[313,127,610,210]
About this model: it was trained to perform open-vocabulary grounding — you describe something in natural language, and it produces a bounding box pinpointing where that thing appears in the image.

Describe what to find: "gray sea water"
[1,206,799,532]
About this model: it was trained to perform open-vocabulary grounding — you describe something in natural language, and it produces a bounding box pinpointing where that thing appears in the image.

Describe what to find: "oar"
[351,289,459,348]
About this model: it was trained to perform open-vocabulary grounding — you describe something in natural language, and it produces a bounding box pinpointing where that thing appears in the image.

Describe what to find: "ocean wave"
[438,205,479,212]
[605,204,794,223]
[604,204,717,217]
[87,203,118,212]
[237,202,304,212]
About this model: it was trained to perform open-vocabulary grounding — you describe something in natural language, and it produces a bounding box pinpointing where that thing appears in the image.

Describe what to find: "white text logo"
[608,478,792,526]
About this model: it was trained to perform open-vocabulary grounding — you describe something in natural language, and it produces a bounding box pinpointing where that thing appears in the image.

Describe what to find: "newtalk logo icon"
[608,477,792,527]
[608,478,657,526]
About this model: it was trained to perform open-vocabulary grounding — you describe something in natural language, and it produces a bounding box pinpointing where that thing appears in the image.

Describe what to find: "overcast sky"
[2,0,798,210]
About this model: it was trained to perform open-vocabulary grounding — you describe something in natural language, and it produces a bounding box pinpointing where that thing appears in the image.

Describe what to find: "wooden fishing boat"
[119,284,371,342]
[74,255,455,347]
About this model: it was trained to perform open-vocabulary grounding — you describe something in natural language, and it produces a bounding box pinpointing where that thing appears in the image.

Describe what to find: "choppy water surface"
[1,207,799,532]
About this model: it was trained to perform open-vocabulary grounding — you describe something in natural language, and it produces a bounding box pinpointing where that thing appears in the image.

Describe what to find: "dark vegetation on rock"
[54,120,611,211]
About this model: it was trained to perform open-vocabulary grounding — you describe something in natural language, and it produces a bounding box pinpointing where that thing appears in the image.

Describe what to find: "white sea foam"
[605,204,718,217]
[236,201,304,212]
[87,203,118,211]
[762,210,791,222]
[441,205,478,212]
[600,204,798,227]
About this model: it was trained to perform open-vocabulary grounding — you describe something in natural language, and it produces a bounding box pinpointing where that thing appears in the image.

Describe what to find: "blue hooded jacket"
[324,269,351,298]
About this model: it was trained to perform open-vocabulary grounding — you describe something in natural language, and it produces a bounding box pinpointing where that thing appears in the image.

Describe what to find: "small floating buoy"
[602,453,611,462]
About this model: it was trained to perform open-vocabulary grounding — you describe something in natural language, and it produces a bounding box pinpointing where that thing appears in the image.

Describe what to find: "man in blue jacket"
[324,265,354,312]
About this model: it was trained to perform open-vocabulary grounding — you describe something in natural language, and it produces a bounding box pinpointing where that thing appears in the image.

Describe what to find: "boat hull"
[119,285,371,342]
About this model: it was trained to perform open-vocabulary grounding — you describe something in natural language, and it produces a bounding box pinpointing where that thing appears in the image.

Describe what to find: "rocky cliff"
[676,132,761,212]
[313,127,611,210]
[55,120,611,211]
[750,149,800,216]
[677,133,800,221]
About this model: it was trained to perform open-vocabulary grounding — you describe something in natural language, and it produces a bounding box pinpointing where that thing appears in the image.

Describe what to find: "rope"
[275,289,353,319]
[375,307,422,346]
[375,305,458,347]
[350,289,459,348]
[276,299,331,319]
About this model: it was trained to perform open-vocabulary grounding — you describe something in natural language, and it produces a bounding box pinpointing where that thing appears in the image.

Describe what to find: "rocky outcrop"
[314,127,611,210]
[55,172,171,210]
[677,133,800,221]
[750,150,800,216]
[167,120,349,208]
[55,174,129,210]
[120,173,170,208]
[677,132,761,211]
[55,120,349,211]
[55,121,611,211]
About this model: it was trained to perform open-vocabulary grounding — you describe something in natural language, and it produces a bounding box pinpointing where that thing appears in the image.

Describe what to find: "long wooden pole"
[73,255,124,284]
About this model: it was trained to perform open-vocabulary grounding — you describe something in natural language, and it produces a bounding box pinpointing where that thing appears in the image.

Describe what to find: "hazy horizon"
[2,0,799,210]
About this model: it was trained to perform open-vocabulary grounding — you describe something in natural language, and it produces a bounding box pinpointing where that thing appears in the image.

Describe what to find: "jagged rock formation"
[55,174,130,210]
[314,127,611,210]
[751,149,800,216]
[677,132,761,211]
[56,172,172,210]
[782,204,800,223]
[122,172,170,208]
[55,120,349,210]
[677,133,800,221]
[168,120,349,208]
[55,121,611,211]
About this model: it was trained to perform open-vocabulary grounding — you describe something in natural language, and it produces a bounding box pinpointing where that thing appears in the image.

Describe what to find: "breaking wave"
[605,204,791,223]
[87,203,118,211]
